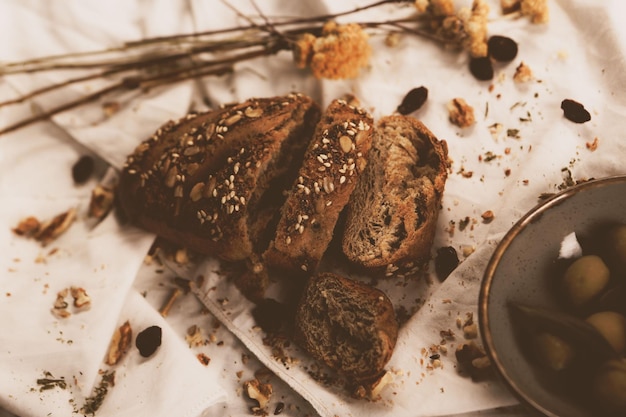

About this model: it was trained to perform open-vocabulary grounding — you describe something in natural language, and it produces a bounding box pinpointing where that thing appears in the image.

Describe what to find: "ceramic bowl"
[479,175,626,417]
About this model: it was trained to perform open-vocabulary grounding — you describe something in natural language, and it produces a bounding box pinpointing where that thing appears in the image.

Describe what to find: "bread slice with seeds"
[263,97,373,275]
[294,272,398,384]
[117,93,321,262]
[341,115,449,276]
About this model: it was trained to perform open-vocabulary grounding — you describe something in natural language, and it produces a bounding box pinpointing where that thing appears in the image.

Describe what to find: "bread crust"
[293,272,398,382]
[117,93,321,261]
[263,98,373,275]
[341,115,449,276]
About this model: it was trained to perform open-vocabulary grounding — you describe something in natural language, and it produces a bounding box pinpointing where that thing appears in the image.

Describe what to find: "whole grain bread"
[117,93,321,262]
[293,272,398,383]
[263,97,373,275]
[341,115,449,276]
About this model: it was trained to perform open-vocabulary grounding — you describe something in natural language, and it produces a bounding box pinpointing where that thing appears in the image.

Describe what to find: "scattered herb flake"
[81,371,115,415]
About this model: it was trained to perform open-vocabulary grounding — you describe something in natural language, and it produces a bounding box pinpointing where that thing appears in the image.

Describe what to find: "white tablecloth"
[1,1,625,416]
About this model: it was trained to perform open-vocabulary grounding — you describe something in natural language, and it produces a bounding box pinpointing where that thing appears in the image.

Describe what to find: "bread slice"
[263,97,373,275]
[341,115,449,276]
[293,272,398,383]
[117,93,321,261]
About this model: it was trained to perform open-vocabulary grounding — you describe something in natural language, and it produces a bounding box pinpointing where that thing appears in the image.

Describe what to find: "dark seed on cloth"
[488,35,518,62]
[435,246,459,281]
[72,155,94,184]
[136,325,162,357]
[397,86,428,115]
[274,402,285,415]
[469,57,494,81]
[561,99,591,123]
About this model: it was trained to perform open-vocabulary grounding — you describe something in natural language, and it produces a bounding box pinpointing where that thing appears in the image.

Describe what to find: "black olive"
[488,35,518,62]
[397,86,428,115]
[252,298,289,334]
[561,99,591,123]
[469,56,494,81]
[274,402,285,415]
[435,246,459,281]
[136,325,162,357]
[72,155,94,184]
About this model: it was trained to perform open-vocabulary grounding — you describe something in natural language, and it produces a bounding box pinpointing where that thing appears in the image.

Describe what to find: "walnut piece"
[105,321,133,366]
[455,341,492,380]
[244,379,273,409]
[447,98,475,128]
[12,216,41,237]
[88,184,115,221]
[513,61,533,83]
[35,208,77,246]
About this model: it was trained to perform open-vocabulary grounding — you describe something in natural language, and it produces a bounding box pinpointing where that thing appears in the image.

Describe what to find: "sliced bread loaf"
[263,97,373,275]
[117,93,321,262]
[293,272,398,383]
[341,115,449,276]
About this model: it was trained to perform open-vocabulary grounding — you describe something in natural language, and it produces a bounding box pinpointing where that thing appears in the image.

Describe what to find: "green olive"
[585,311,626,354]
[605,223,626,277]
[592,358,626,415]
[561,255,610,308]
[531,331,576,371]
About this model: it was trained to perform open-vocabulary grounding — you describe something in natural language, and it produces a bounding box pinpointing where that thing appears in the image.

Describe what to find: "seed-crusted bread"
[117,93,321,262]
[293,272,398,383]
[263,97,373,275]
[341,115,449,276]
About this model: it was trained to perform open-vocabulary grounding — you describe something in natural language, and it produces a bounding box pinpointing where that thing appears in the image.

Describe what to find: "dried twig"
[0,0,543,136]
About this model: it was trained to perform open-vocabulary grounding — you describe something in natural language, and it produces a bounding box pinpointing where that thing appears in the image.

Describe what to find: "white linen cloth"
[1,0,625,416]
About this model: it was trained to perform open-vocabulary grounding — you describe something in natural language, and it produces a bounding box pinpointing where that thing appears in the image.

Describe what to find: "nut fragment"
[12,216,41,237]
[105,321,132,366]
[35,208,77,246]
[88,184,115,221]
[455,341,492,380]
[481,210,495,223]
[243,379,273,409]
[52,289,71,319]
[70,286,91,310]
[185,325,204,347]
[513,61,533,83]
[447,98,475,128]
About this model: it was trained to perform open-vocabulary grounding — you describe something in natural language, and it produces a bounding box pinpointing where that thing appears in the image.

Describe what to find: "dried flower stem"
[0,0,522,136]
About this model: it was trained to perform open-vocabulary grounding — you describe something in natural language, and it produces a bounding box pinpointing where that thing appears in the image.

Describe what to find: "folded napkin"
[0,117,227,416]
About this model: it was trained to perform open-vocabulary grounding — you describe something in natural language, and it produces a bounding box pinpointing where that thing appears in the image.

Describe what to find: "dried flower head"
[520,0,549,23]
[460,0,491,57]
[415,0,455,16]
[500,0,549,23]
[293,21,371,79]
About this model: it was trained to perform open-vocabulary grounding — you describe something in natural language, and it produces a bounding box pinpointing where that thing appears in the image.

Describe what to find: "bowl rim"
[478,174,626,417]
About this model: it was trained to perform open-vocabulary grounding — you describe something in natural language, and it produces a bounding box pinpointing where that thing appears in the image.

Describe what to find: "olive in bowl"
[479,175,626,417]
